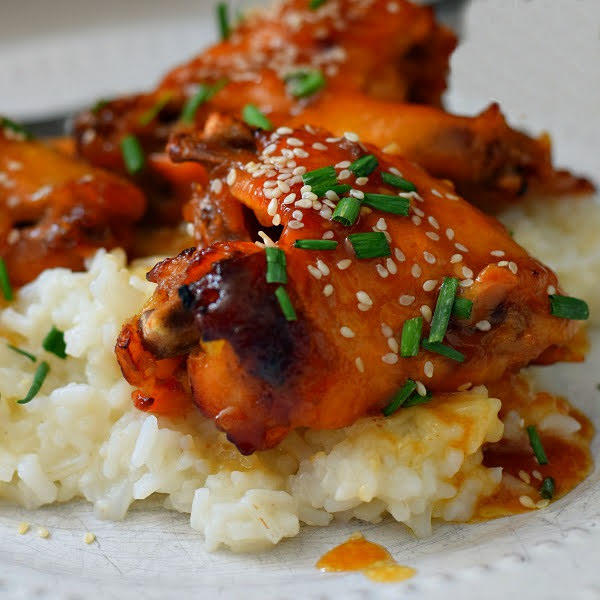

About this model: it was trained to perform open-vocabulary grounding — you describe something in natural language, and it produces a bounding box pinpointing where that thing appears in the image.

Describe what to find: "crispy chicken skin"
[0,127,146,287]
[74,0,591,217]
[116,125,580,454]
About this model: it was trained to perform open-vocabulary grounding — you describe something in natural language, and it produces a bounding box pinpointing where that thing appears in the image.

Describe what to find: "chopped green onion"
[349,155,379,178]
[549,295,589,321]
[452,297,473,320]
[347,232,391,259]
[403,391,433,408]
[428,277,459,344]
[421,339,465,363]
[42,326,67,359]
[275,286,297,321]
[382,380,417,417]
[309,0,327,8]
[17,361,50,405]
[242,104,273,131]
[1,117,33,140]
[0,257,13,301]
[332,197,361,227]
[381,171,416,192]
[265,247,287,284]
[91,99,109,115]
[302,166,343,197]
[138,93,173,126]
[7,344,37,362]
[526,425,549,465]
[180,79,228,123]
[540,476,555,500]
[216,2,231,40]
[362,193,410,216]
[285,69,326,98]
[120,135,145,175]
[294,240,338,250]
[400,317,423,358]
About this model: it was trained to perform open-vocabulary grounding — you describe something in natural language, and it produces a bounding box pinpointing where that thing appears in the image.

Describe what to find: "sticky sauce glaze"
[316,534,416,583]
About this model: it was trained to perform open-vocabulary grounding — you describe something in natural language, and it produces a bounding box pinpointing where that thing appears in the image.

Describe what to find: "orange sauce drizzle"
[316,534,416,583]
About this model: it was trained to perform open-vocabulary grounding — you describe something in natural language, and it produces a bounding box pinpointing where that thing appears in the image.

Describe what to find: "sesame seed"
[508,261,518,274]
[350,189,365,199]
[498,261,509,267]
[420,305,432,322]
[272,214,282,226]
[424,361,434,378]
[355,177,369,186]
[38,527,50,538]
[283,193,296,205]
[263,143,277,155]
[518,470,531,485]
[358,303,371,312]
[455,243,469,252]
[389,167,403,177]
[457,382,472,391]
[388,338,399,353]
[355,357,365,373]
[547,285,556,295]
[296,198,313,209]
[292,210,304,221]
[288,220,304,229]
[387,2,399,14]
[491,250,505,257]
[411,216,422,226]
[312,142,328,151]
[338,169,351,180]
[394,248,406,262]
[381,323,393,338]
[326,137,341,143]
[211,179,223,194]
[322,231,334,240]
[423,279,438,292]
[18,522,29,535]
[532,470,543,481]
[376,264,389,278]
[446,193,459,200]
[423,251,436,265]
[412,206,425,217]
[335,161,351,169]
[293,166,307,176]
[399,295,415,306]
[386,258,397,274]
[426,232,440,241]
[277,127,293,135]
[226,169,237,186]
[84,532,96,544]
[340,326,355,338]
[460,279,474,288]
[382,353,399,365]
[278,180,291,194]
[294,148,309,158]
[536,499,550,509]
[312,200,323,210]
[267,198,278,216]
[344,132,360,142]
[431,189,442,198]
[323,284,334,297]
[337,259,352,270]
[416,381,427,396]
[325,190,340,202]
[428,216,440,229]
[317,260,330,276]
[356,291,373,305]
[411,264,422,278]
[301,184,312,194]
[476,320,492,331]
[519,495,536,509]
[462,267,474,279]
[287,137,304,147]
[446,228,455,240]
[320,207,333,219]
[308,265,322,279]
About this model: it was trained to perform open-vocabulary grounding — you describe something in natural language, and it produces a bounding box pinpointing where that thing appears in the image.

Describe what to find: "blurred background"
[0,0,598,172]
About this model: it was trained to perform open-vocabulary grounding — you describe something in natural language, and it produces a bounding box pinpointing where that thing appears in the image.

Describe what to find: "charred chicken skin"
[116,124,582,454]
[74,0,591,218]
[0,125,146,287]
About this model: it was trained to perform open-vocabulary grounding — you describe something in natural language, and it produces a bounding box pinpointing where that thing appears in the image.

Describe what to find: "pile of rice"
[0,250,505,551]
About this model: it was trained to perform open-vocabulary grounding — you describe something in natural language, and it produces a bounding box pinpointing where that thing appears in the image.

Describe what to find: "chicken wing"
[116,124,582,454]
[0,123,145,287]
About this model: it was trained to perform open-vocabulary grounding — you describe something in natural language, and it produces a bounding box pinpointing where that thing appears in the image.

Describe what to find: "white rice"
[0,250,505,551]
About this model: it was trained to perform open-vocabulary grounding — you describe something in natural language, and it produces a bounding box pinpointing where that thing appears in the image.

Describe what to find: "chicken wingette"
[0,121,146,287]
[116,124,587,454]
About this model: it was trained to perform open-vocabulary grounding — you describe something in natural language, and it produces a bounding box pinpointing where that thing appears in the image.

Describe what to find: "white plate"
[1,1,599,599]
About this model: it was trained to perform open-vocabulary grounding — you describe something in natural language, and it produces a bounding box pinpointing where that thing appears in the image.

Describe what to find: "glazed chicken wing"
[116,124,582,454]
[0,123,145,287]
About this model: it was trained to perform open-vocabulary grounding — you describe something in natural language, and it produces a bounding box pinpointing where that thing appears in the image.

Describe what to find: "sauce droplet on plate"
[316,533,416,583]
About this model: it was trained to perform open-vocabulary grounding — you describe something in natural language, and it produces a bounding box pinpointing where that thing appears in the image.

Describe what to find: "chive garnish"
[526,425,549,465]
[17,361,50,404]
[7,344,37,362]
[349,155,378,178]
[217,2,231,40]
[540,476,555,500]
[275,286,297,321]
[91,99,109,115]
[302,166,345,197]
[326,185,352,197]
[265,247,287,284]
[309,0,327,8]
[1,116,33,140]
[421,339,465,363]
[294,240,338,250]
[362,193,410,216]
[400,317,423,358]
[180,79,228,123]
[285,69,326,98]
[347,232,391,259]
[242,104,273,131]
[428,277,459,344]
[382,380,417,417]
[0,257,13,301]
[549,295,589,321]
[332,197,361,227]
[403,391,433,408]
[381,171,416,192]
[120,135,145,175]
[138,93,173,126]
[452,297,473,320]
[42,326,67,359]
